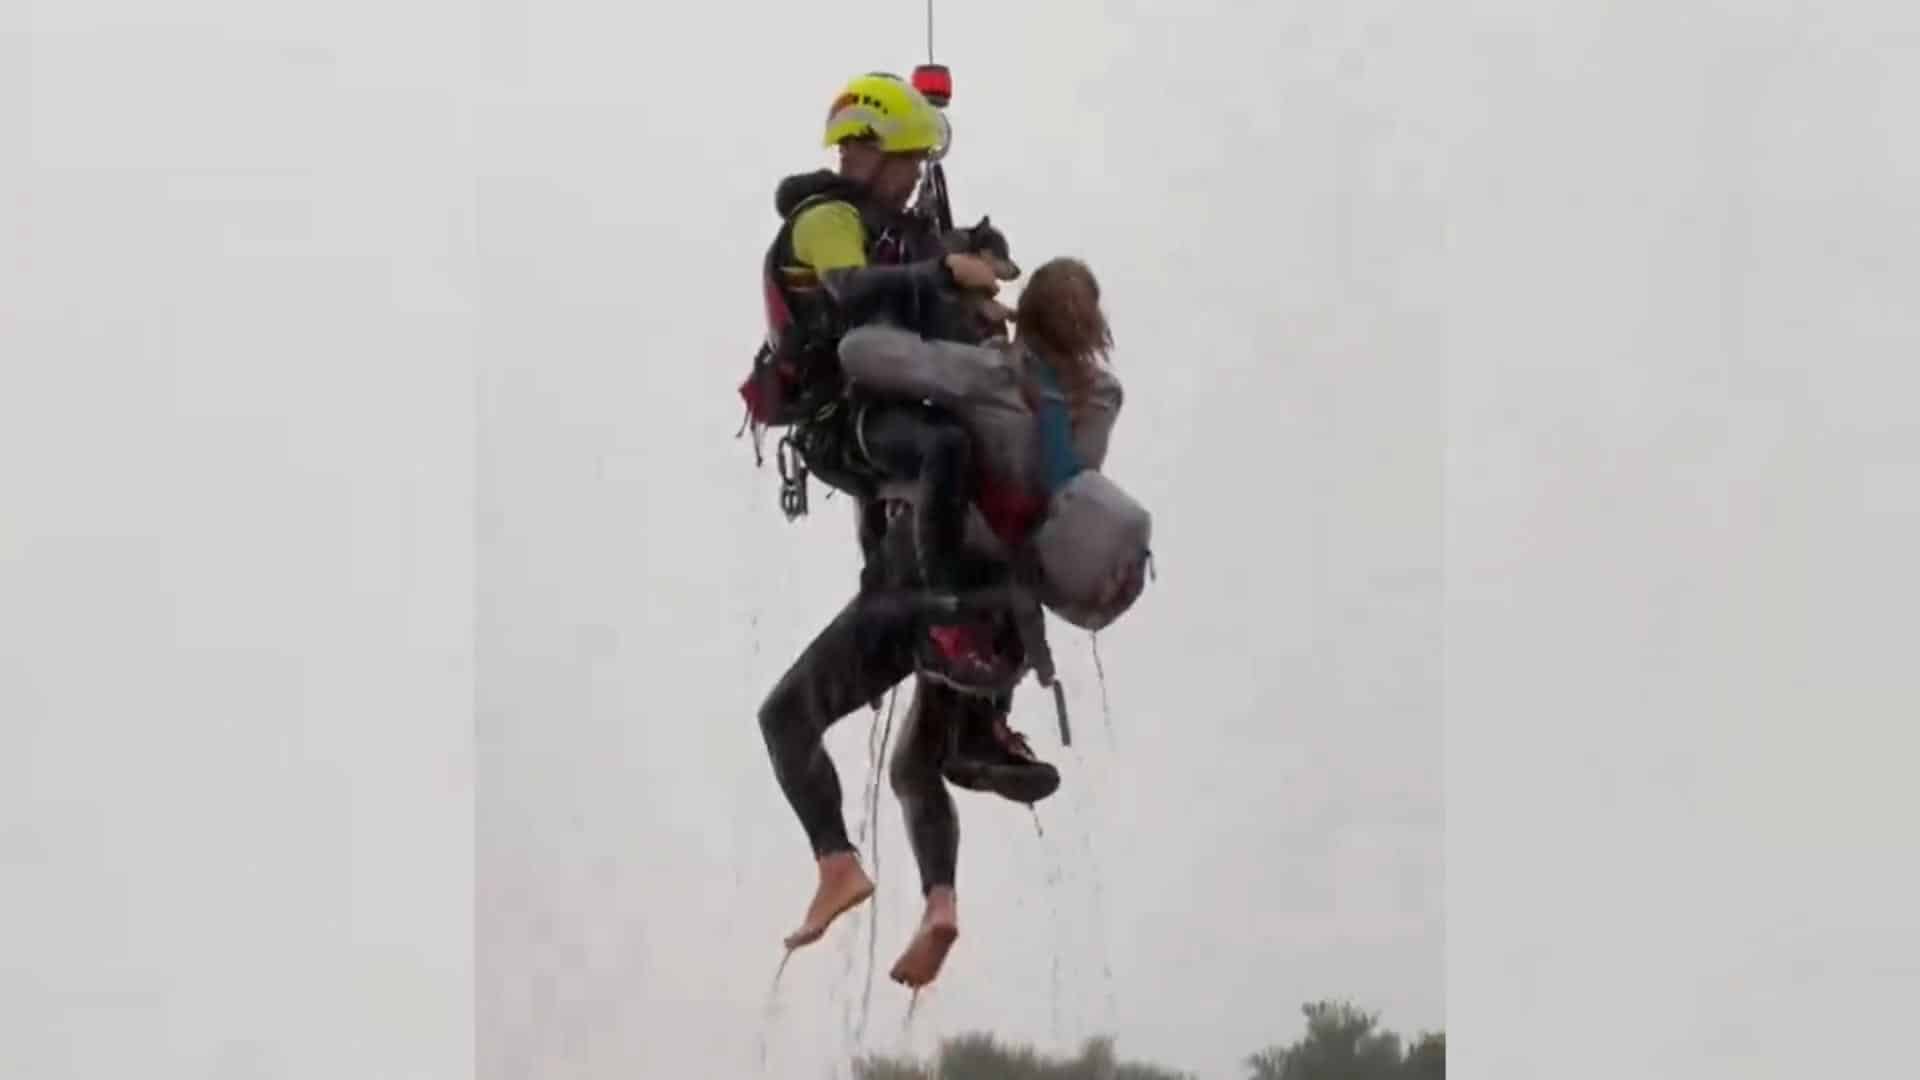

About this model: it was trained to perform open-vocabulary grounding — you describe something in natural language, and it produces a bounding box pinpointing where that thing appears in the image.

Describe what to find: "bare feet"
[889,887,959,988]
[783,851,874,951]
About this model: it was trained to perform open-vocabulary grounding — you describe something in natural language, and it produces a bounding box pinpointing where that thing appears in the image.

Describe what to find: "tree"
[1401,1032,1445,1080]
[848,998,1443,1080]
[1244,1000,1440,1080]
[852,1032,1196,1080]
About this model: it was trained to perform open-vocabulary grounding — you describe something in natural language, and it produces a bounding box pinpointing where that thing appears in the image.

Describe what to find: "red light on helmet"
[912,64,952,108]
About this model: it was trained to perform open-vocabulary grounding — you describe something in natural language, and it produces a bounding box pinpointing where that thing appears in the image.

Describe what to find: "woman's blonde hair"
[1014,257,1113,406]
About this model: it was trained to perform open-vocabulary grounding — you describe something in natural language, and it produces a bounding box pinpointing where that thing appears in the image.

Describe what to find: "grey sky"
[8,1,1916,1079]
[6,4,476,1079]
[1445,2,1920,1075]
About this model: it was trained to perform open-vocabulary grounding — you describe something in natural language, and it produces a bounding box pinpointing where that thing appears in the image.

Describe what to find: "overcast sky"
[7,1,1917,1078]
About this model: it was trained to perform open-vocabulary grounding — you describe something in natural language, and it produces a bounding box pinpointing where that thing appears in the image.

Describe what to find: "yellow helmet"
[822,72,946,155]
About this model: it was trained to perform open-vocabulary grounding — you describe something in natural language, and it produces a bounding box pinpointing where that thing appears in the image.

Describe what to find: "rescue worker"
[755,72,1052,953]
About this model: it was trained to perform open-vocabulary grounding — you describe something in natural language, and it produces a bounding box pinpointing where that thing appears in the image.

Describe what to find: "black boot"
[942,709,1060,806]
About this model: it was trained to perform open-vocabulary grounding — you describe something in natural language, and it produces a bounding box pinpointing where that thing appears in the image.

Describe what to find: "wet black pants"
[758,607,997,894]
[759,416,1003,870]
[889,677,1008,896]
[757,591,919,859]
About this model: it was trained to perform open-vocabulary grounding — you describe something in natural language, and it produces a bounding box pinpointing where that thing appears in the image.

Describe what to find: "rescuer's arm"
[791,201,957,325]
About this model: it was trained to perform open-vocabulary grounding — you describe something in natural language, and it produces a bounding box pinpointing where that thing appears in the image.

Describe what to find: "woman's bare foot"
[783,851,874,950]
[889,887,959,988]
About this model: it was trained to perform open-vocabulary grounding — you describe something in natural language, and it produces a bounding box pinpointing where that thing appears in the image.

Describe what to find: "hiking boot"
[916,621,1024,696]
[943,714,1060,805]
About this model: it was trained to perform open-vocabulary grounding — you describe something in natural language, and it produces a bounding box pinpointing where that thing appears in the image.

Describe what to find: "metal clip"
[776,435,809,520]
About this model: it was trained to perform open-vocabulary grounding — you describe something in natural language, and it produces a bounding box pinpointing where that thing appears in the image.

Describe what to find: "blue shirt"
[1030,360,1083,495]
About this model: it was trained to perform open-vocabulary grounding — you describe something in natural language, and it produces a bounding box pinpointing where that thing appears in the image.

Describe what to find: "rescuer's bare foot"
[889,887,959,988]
[783,851,874,950]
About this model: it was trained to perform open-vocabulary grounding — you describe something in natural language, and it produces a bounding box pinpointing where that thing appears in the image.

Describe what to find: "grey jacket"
[839,324,1150,630]
[840,323,1121,467]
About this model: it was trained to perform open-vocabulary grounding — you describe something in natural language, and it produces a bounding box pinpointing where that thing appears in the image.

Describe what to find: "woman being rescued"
[838,255,1153,989]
